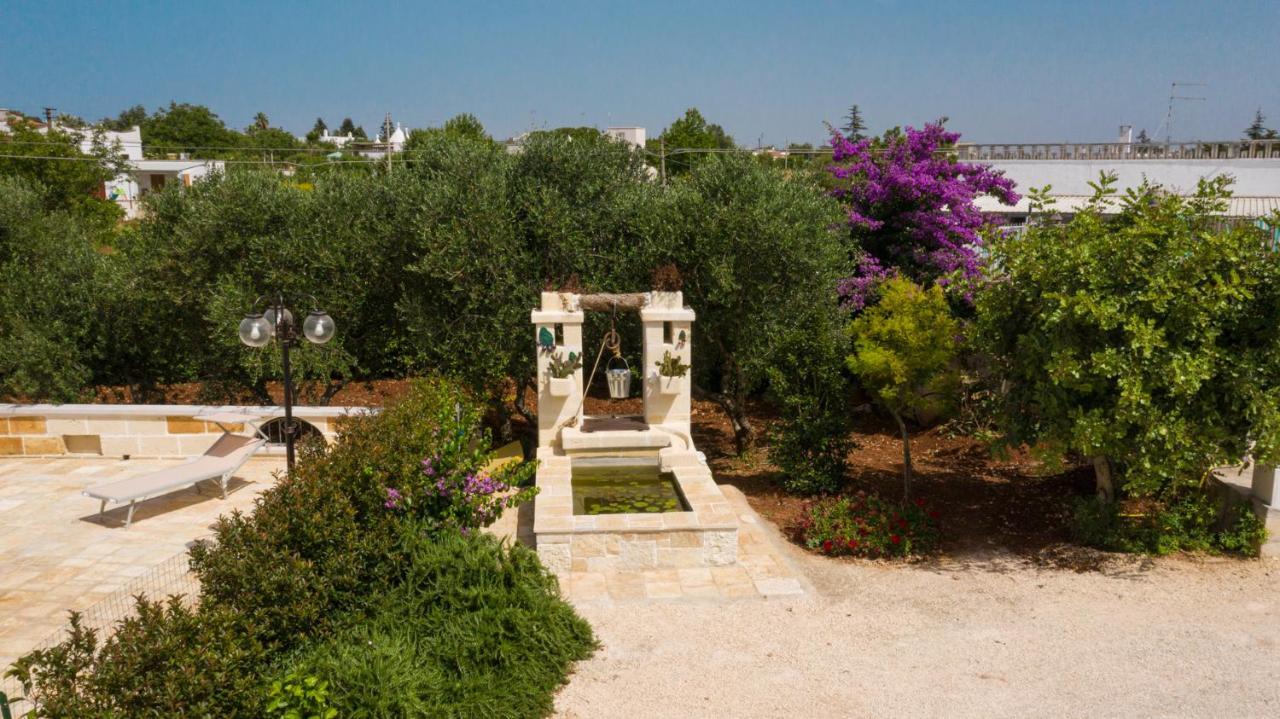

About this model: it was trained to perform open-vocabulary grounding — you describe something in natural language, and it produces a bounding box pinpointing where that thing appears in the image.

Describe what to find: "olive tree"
[976,175,1280,502]
[0,177,116,401]
[667,154,847,452]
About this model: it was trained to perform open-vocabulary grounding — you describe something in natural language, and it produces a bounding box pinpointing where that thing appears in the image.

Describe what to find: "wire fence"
[0,553,200,717]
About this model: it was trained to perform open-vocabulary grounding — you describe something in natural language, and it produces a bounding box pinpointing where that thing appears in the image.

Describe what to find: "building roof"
[975,194,1280,219]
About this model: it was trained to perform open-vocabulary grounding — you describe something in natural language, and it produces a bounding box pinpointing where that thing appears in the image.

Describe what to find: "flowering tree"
[828,123,1019,310]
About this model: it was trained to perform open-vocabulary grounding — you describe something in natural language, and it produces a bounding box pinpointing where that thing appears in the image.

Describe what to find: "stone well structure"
[530,290,739,573]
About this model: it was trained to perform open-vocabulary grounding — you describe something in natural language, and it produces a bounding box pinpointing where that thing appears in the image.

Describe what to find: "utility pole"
[383,112,393,172]
[660,136,667,187]
[1161,82,1207,144]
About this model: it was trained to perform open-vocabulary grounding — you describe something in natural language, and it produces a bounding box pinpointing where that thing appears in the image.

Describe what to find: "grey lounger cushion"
[83,434,265,526]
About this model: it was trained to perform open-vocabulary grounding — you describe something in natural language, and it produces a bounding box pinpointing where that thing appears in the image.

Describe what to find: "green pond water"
[572,463,690,515]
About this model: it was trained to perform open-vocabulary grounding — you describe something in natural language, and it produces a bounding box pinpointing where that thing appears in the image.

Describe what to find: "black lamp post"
[238,292,335,472]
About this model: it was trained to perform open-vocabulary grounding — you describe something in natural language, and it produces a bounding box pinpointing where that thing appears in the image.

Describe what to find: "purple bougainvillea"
[828,122,1019,309]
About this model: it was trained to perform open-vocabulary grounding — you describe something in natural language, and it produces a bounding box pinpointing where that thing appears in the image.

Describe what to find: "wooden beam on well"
[578,293,648,312]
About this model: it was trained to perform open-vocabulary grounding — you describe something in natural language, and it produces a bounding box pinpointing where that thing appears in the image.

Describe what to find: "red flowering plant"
[792,491,939,558]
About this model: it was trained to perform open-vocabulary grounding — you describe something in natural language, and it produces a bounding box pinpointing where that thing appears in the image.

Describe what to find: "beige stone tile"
[9,417,46,434]
[568,572,609,601]
[643,579,683,600]
[605,572,647,600]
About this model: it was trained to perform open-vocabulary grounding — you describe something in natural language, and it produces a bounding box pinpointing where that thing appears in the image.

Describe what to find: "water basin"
[571,459,690,515]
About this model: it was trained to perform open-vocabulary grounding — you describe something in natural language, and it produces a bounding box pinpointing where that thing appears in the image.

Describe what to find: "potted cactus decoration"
[654,350,690,395]
[547,351,581,397]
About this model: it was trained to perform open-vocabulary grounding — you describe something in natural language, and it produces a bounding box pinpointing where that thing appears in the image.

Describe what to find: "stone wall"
[0,405,365,458]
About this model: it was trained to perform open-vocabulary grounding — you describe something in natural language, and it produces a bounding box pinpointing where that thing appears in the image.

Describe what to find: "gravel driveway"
[555,532,1280,717]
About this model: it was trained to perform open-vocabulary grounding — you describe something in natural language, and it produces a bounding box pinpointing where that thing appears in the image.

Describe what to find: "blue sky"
[2,0,1276,145]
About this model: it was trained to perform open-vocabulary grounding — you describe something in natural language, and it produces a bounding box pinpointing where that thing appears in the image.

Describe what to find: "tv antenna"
[1156,81,1206,143]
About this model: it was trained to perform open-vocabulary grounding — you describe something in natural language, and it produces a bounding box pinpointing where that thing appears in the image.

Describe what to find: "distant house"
[2,112,223,218]
[505,125,649,154]
[65,125,223,219]
[353,123,409,159]
[604,126,646,149]
[102,157,224,219]
[315,130,357,148]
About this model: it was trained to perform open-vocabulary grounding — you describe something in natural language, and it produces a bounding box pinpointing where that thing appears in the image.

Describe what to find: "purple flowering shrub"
[828,122,1019,309]
[386,448,534,532]
[310,377,536,533]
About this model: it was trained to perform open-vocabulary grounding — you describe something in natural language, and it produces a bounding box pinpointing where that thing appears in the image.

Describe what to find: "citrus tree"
[976,175,1280,503]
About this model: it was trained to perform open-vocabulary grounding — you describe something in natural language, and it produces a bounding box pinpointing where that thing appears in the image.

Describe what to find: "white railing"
[955,140,1280,161]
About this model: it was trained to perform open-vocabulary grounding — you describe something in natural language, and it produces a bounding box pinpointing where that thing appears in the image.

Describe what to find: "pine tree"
[1136,128,1150,144]
[842,105,867,141]
[1244,108,1276,140]
[305,117,327,144]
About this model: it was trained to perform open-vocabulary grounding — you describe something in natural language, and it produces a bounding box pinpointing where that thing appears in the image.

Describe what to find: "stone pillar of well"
[532,292,584,450]
[640,291,696,443]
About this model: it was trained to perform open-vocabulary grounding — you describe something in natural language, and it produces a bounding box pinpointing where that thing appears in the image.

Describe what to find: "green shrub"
[768,407,853,495]
[8,378,568,718]
[791,492,940,558]
[976,175,1280,505]
[8,599,269,717]
[846,278,959,500]
[265,672,337,719]
[1072,491,1268,556]
[280,529,595,719]
[190,378,535,647]
[766,302,854,495]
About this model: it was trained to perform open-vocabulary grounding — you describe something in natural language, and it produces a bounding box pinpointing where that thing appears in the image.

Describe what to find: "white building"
[355,123,410,159]
[316,130,356,148]
[103,158,224,219]
[605,126,646,149]
[964,129,1280,227]
[70,126,144,160]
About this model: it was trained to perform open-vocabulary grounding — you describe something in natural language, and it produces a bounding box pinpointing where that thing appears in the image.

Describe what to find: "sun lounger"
[82,433,266,528]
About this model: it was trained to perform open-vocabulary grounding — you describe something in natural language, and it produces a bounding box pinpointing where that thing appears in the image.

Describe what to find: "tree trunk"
[319,377,347,406]
[513,376,536,426]
[693,385,754,454]
[1091,456,1116,503]
[891,409,912,502]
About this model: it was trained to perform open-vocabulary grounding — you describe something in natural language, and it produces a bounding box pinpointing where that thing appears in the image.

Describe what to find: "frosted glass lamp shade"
[303,310,335,344]
[238,314,273,347]
[264,307,293,329]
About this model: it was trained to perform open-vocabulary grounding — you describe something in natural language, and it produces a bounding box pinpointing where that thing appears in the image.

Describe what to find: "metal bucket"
[605,356,631,399]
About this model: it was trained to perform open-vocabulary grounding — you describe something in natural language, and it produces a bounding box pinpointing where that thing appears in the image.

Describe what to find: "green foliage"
[266,672,337,719]
[648,107,735,175]
[669,153,847,452]
[975,174,1280,502]
[8,599,269,717]
[847,278,959,497]
[792,492,940,558]
[142,102,242,157]
[190,378,534,647]
[100,104,147,132]
[8,379,568,717]
[847,278,959,419]
[337,117,367,140]
[654,350,690,378]
[0,124,125,221]
[281,529,596,719]
[767,303,854,494]
[0,176,119,401]
[1071,492,1267,556]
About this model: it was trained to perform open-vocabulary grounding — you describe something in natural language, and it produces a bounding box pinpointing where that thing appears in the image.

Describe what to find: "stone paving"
[492,483,810,603]
[0,455,283,670]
